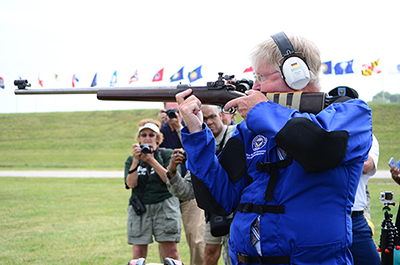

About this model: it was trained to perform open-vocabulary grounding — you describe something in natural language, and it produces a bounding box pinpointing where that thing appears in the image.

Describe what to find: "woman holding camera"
[124,119,182,263]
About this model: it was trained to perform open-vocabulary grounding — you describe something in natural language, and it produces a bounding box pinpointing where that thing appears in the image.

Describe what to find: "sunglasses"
[140,133,156,138]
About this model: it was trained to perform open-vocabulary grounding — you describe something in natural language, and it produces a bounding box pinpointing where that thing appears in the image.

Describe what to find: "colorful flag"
[0,77,4,89]
[322,61,332,75]
[152,68,164,82]
[72,74,79,87]
[170,67,184,82]
[361,59,381,76]
[38,76,43,87]
[334,60,354,75]
[188,65,203,83]
[390,64,400,74]
[91,73,97,87]
[243,66,253,73]
[361,64,373,76]
[110,70,117,87]
[129,70,138,83]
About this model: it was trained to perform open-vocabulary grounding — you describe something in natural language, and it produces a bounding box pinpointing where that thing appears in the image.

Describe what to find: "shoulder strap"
[158,147,167,165]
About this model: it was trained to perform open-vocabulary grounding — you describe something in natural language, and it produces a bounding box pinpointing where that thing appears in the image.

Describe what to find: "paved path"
[0,171,122,178]
[0,170,392,178]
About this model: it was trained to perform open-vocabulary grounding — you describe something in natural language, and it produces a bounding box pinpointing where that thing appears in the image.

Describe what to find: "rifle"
[14,72,329,114]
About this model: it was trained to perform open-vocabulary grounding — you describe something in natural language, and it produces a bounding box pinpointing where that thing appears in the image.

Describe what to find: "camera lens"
[140,144,153,154]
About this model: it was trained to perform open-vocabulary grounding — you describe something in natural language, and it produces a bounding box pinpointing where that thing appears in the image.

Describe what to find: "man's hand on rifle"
[175,89,203,134]
[223,90,268,121]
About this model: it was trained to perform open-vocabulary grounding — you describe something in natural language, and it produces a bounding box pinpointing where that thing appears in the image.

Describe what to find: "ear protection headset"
[271,32,310,90]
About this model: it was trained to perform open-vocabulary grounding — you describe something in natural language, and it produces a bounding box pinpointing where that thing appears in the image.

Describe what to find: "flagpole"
[381,57,385,103]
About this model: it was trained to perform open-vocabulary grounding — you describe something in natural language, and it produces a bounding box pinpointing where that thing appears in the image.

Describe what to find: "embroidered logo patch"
[252,135,267,151]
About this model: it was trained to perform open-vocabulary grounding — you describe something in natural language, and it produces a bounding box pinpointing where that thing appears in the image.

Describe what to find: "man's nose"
[252,80,261,91]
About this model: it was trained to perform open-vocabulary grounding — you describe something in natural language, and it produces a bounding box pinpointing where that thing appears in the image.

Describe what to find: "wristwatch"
[167,167,176,179]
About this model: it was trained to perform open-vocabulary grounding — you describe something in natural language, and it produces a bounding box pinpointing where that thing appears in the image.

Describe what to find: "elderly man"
[175,32,372,264]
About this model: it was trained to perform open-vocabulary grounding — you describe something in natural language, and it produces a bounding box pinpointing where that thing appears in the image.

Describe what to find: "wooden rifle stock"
[96,86,245,106]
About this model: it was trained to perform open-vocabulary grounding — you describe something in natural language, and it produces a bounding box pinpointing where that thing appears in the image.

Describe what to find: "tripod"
[378,202,399,265]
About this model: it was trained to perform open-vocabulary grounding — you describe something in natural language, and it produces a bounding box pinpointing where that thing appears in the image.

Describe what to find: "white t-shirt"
[352,134,379,211]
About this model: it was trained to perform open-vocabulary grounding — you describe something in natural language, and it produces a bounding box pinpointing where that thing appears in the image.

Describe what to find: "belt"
[237,253,290,264]
[351,210,364,217]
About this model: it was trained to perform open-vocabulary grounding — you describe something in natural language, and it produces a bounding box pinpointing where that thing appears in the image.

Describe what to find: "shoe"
[164,257,183,265]
[128,258,146,265]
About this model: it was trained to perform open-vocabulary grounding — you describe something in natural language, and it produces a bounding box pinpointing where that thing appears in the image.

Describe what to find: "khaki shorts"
[203,221,227,245]
[127,196,181,245]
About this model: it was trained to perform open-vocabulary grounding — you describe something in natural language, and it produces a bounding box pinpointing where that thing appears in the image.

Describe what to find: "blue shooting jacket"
[182,99,372,265]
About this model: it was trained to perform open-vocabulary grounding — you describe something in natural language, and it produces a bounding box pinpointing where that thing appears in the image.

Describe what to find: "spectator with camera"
[175,32,372,264]
[124,119,182,263]
[158,104,185,153]
[158,103,205,265]
[167,104,236,265]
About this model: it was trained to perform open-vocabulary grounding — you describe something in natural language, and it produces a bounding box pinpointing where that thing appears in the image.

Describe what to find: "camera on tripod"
[378,191,400,265]
[380,191,395,204]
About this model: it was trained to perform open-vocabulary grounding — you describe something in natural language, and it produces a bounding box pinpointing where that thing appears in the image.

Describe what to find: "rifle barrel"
[14,86,246,106]
[14,88,100,95]
[13,86,180,95]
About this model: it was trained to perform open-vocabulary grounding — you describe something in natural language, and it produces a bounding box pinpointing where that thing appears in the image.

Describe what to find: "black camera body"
[165,108,179,119]
[178,150,187,162]
[140,144,153,154]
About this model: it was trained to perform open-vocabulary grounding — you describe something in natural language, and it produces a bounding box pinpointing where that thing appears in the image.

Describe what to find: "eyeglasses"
[140,133,156,138]
[253,71,279,83]
[203,114,217,122]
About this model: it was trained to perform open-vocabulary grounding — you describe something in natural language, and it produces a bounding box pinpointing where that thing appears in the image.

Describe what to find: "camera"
[164,108,179,119]
[230,78,254,93]
[178,150,187,161]
[380,191,394,204]
[140,144,153,154]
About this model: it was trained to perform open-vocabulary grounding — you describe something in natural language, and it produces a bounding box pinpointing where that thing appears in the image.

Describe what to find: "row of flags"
[7,65,252,89]
[2,60,400,90]
[95,66,206,88]
[322,59,386,76]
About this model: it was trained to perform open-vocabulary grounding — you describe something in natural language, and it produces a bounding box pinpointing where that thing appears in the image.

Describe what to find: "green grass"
[0,177,398,264]
[0,104,399,170]
[0,177,190,265]
[0,104,399,264]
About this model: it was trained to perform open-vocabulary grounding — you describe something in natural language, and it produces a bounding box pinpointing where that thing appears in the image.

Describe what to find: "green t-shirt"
[124,148,174,204]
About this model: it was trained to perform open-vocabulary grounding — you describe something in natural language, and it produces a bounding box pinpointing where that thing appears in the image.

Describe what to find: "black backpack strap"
[158,147,167,165]
[257,158,292,202]
[237,253,290,264]
[237,203,285,215]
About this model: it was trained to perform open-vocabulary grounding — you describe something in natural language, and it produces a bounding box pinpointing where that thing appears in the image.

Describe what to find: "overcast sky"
[1,0,399,113]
